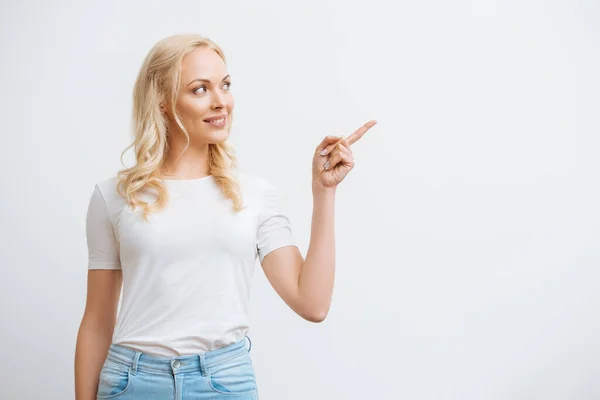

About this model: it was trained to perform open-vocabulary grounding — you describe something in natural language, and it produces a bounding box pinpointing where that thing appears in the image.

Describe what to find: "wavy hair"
[116,34,243,221]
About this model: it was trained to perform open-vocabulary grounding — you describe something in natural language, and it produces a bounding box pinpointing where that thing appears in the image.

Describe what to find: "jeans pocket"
[97,358,133,399]
[207,352,257,396]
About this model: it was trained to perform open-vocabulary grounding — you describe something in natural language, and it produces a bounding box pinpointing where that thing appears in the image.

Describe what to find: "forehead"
[180,47,227,83]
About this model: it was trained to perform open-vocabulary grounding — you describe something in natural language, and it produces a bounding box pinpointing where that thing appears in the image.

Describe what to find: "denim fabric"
[96,336,258,399]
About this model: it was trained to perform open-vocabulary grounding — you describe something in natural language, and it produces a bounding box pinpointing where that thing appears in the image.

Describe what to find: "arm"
[261,185,336,323]
[74,269,122,400]
[76,183,123,399]
[261,121,376,323]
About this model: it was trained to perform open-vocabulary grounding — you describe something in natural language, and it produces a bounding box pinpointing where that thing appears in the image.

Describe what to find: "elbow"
[303,308,329,323]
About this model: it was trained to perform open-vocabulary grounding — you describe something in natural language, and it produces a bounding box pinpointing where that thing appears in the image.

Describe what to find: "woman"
[74,33,376,400]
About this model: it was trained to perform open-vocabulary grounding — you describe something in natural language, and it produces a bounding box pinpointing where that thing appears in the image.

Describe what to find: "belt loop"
[198,353,207,377]
[131,351,142,375]
[245,335,252,352]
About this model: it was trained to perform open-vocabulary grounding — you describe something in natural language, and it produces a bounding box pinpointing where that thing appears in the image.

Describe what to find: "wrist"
[312,182,337,196]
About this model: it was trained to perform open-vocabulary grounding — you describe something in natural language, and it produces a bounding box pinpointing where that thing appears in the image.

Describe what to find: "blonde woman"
[74,33,376,400]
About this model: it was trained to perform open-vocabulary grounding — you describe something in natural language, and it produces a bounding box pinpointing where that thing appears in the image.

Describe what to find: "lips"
[203,115,227,123]
[202,115,227,128]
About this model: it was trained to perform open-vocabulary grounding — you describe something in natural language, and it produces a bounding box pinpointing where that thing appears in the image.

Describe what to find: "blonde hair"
[116,34,243,221]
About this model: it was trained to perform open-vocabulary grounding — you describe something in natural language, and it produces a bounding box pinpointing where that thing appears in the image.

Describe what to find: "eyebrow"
[187,74,231,86]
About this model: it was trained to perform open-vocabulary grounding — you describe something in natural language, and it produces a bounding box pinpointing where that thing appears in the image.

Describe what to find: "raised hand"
[312,120,377,189]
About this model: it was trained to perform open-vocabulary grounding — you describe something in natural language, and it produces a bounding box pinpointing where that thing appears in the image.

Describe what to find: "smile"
[203,116,227,127]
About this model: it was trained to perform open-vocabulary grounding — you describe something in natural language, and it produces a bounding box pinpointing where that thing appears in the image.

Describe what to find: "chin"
[208,129,230,144]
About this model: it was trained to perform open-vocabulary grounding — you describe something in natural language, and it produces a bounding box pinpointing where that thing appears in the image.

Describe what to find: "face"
[164,47,234,144]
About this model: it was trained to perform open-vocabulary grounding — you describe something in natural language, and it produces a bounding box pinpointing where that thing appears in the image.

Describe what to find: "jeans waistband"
[105,336,252,376]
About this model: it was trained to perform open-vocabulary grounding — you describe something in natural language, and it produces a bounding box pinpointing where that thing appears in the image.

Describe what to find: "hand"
[312,120,377,190]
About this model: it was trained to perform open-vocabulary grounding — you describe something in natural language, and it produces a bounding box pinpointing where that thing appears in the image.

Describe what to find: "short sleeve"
[86,185,121,270]
[256,178,297,264]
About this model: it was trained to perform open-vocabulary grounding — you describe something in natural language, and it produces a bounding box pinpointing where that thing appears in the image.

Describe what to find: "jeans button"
[172,360,181,368]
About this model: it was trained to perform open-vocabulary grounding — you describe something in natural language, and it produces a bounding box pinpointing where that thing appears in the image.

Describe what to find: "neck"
[160,134,211,180]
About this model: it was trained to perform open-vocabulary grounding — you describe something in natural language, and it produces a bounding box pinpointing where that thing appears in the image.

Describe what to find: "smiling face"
[164,47,234,144]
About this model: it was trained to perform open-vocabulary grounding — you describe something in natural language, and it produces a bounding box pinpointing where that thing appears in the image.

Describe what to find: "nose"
[211,90,226,110]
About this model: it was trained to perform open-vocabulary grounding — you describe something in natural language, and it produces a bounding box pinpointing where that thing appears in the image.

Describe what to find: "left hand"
[312,120,377,190]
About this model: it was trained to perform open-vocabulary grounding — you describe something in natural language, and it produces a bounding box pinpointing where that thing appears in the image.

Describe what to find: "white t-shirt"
[85,173,297,357]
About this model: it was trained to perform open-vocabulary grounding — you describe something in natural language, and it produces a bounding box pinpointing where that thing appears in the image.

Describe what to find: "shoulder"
[91,175,123,209]
[237,172,289,214]
[237,172,277,197]
[94,175,119,192]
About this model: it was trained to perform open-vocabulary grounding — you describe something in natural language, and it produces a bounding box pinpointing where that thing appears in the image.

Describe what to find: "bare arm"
[74,269,122,400]
[261,186,336,323]
[261,121,376,323]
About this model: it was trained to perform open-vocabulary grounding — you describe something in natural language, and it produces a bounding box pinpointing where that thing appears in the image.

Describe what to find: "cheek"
[178,97,211,120]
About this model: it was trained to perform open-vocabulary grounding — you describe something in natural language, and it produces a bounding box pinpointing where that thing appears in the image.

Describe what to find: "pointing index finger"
[347,120,377,146]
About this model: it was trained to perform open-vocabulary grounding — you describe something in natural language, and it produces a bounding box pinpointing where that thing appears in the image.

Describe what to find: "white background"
[1,0,599,399]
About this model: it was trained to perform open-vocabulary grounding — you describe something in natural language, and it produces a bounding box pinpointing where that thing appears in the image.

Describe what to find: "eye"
[194,85,207,95]
[223,81,232,90]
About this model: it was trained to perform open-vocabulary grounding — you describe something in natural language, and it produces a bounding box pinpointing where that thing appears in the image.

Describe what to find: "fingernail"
[320,149,327,156]
[324,161,330,170]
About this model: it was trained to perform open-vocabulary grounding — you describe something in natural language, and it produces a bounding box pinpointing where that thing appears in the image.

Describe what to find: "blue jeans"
[97,336,258,399]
